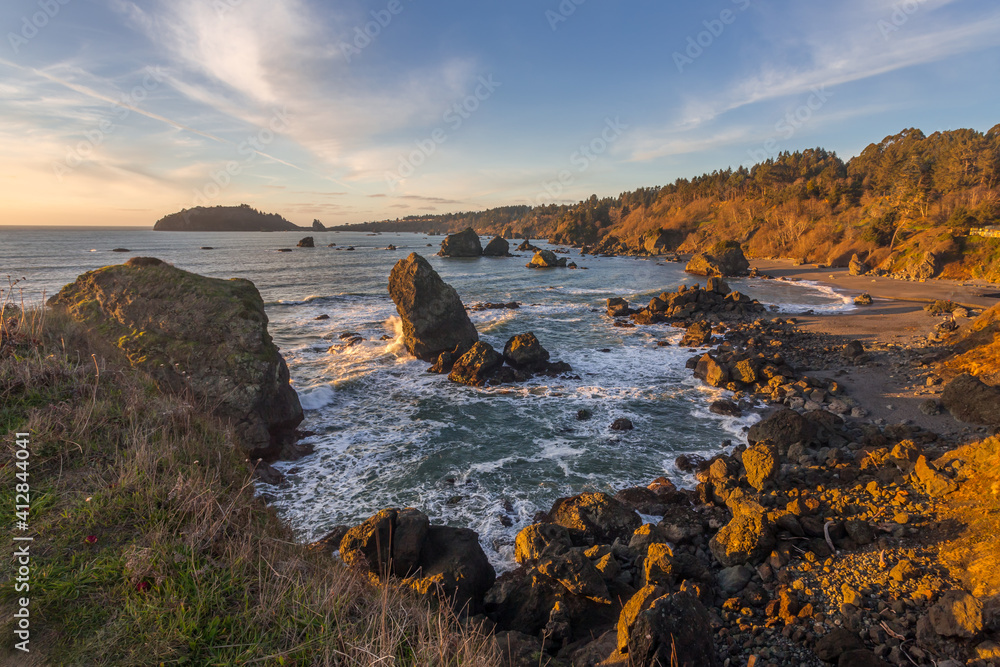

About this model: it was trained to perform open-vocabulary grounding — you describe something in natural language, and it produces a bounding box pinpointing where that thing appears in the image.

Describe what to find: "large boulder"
[482,236,510,257]
[927,590,984,638]
[503,333,550,369]
[448,341,503,386]
[709,489,775,567]
[742,441,779,491]
[338,508,429,577]
[388,253,479,362]
[529,249,567,268]
[549,492,641,545]
[297,236,315,248]
[514,522,573,564]
[438,227,482,257]
[747,409,814,449]
[685,243,750,277]
[626,591,719,666]
[48,257,303,460]
[941,373,1000,425]
[405,525,496,615]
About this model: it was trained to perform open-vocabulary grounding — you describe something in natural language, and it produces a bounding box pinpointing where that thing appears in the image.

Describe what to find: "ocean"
[0,227,856,569]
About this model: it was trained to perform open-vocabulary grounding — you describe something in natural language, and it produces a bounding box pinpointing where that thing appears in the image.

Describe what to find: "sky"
[1,0,999,227]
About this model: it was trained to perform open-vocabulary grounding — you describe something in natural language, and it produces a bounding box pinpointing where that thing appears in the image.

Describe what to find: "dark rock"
[48,259,303,460]
[549,492,641,545]
[627,591,719,666]
[814,627,865,661]
[843,340,865,359]
[536,549,611,603]
[439,227,483,257]
[448,342,503,386]
[313,314,329,320]
[406,525,495,614]
[710,399,742,417]
[838,649,890,667]
[576,409,593,420]
[614,487,668,515]
[610,418,634,431]
[482,236,510,257]
[747,409,814,449]
[502,333,550,369]
[297,236,315,248]
[388,253,479,361]
[338,508,429,577]
[941,373,1000,425]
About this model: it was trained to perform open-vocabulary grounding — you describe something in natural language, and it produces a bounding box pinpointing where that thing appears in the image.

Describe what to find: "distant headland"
[153,204,327,232]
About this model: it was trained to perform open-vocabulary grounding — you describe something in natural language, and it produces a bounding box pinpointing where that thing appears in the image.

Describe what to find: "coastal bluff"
[47,257,304,460]
[154,204,304,232]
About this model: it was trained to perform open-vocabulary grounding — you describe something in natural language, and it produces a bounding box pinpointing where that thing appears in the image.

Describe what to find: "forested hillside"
[342,125,1000,281]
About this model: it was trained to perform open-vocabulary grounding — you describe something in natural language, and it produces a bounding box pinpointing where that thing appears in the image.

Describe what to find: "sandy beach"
[748,258,1000,439]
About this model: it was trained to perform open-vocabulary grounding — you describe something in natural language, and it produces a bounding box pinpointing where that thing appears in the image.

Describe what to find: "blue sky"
[1,0,998,226]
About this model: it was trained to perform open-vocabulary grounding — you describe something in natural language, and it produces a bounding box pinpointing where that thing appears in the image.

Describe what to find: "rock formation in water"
[48,257,304,460]
[388,253,479,361]
[438,227,483,257]
[482,236,511,257]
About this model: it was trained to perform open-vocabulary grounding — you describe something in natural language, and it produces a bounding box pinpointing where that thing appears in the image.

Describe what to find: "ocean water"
[0,227,855,568]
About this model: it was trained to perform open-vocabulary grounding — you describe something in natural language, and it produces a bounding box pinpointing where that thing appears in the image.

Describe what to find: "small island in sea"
[153,204,313,232]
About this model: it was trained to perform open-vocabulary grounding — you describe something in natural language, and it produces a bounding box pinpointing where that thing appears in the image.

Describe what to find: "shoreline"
[741,259,998,440]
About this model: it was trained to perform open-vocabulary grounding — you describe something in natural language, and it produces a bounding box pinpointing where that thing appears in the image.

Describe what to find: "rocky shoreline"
[315,250,1000,667]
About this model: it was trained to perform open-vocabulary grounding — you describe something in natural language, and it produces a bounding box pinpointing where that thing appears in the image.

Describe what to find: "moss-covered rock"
[47,257,303,460]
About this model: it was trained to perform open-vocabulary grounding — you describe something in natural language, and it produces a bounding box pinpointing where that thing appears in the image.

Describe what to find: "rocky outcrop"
[685,243,750,277]
[849,253,869,276]
[48,257,303,460]
[549,492,641,544]
[388,253,479,361]
[626,591,720,666]
[438,227,483,257]
[502,333,550,369]
[941,373,1000,425]
[448,342,503,386]
[482,236,511,257]
[339,508,495,614]
[297,236,315,248]
[528,249,567,268]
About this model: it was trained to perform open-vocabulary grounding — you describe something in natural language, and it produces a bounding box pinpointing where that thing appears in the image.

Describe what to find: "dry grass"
[0,306,501,666]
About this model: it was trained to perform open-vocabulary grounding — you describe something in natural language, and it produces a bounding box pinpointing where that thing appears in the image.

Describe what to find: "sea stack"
[388,253,479,361]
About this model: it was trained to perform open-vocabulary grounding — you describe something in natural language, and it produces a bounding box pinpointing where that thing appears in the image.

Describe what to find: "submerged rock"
[388,253,479,362]
[48,257,303,460]
[438,227,482,257]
